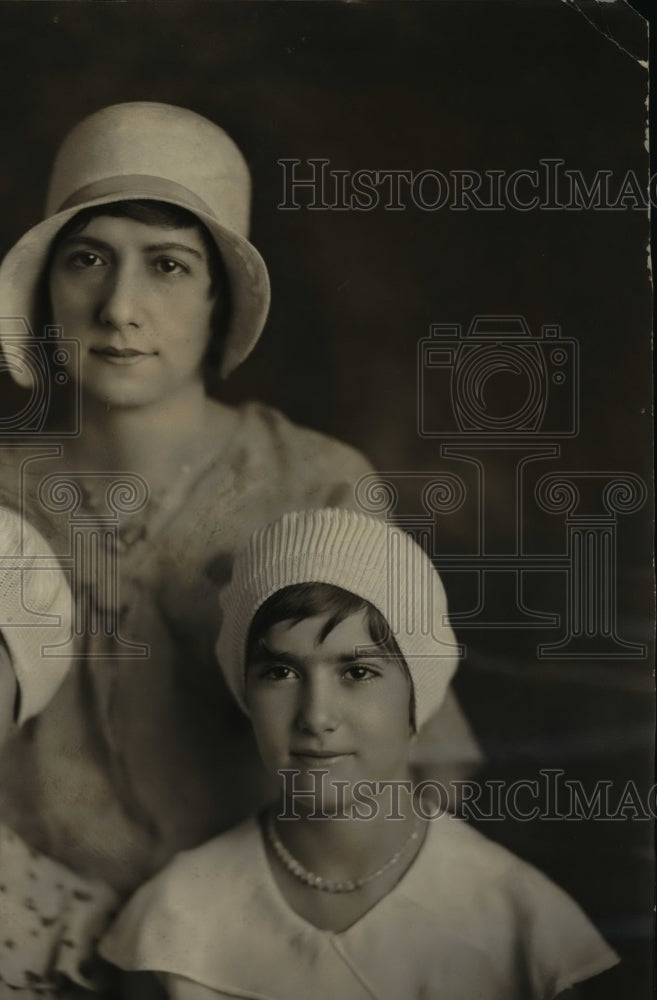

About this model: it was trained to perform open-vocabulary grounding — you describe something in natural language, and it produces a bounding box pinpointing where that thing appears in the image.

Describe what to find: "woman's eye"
[153,257,188,275]
[68,251,105,269]
[343,664,378,682]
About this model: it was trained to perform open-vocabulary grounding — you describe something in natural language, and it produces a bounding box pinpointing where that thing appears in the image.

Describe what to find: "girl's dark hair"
[39,199,231,388]
[246,582,414,726]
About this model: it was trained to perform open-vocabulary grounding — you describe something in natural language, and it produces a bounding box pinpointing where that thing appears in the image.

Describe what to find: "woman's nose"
[97,265,143,330]
[295,674,340,737]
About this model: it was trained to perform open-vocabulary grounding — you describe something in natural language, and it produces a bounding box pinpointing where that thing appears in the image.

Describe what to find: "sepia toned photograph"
[0,2,653,998]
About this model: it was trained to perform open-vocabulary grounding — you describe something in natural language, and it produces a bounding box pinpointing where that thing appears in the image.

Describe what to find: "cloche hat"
[216,508,460,732]
[0,101,270,383]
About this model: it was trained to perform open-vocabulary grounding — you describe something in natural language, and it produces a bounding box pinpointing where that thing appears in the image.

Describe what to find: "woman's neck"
[66,383,231,487]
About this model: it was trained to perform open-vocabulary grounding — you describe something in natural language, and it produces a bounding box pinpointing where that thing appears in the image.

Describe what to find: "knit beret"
[216,508,460,731]
[0,506,73,724]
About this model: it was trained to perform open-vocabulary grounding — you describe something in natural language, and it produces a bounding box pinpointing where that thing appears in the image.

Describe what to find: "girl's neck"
[273,781,419,882]
[265,780,426,933]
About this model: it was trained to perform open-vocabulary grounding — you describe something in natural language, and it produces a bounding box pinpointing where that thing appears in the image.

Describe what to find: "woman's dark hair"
[246,582,414,726]
[38,199,231,388]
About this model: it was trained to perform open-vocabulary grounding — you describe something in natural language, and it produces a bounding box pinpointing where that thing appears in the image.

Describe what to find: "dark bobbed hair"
[37,199,231,391]
[246,582,415,728]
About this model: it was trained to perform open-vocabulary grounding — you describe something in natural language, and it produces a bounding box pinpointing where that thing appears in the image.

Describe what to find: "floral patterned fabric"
[0,824,118,998]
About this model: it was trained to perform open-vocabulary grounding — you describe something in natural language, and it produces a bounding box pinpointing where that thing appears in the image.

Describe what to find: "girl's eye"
[153,257,188,276]
[68,251,105,269]
[343,664,379,682]
[262,664,298,682]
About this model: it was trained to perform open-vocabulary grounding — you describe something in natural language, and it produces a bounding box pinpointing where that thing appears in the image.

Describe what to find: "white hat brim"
[0,189,271,379]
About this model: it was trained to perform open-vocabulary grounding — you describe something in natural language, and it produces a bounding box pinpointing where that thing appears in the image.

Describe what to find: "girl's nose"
[97,265,143,331]
[295,673,340,737]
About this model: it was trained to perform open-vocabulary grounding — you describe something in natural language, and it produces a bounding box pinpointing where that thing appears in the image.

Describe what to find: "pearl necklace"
[264,811,422,894]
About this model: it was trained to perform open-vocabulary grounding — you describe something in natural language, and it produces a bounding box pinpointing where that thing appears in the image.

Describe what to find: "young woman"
[0,103,480,902]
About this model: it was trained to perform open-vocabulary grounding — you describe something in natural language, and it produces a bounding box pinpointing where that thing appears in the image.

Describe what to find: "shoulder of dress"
[171,815,260,866]
[236,401,368,458]
[396,815,539,914]
[99,818,267,974]
[230,401,375,491]
[389,817,619,996]
[413,815,597,923]
[418,812,516,867]
[127,817,261,912]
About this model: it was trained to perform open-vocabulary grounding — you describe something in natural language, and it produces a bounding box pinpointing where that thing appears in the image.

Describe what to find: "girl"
[0,506,118,998]
[100,508,619,999]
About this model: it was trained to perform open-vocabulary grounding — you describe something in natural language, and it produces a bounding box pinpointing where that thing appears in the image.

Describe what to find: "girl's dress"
[100,812,619,1000]
[0,402,481,897]
[0,824,118,999]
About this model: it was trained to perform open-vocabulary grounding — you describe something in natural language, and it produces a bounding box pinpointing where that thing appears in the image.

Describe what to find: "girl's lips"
[291,751,353,762]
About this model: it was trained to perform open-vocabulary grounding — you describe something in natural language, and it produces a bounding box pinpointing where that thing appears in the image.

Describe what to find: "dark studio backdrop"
[0,1,653,996]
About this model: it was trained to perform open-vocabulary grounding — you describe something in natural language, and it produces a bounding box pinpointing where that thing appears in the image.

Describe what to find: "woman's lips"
[90,346,154,365]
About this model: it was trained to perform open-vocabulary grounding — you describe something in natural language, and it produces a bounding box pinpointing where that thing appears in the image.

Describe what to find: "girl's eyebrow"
[338,650,392,666]
[248,639,302,667]
[249,639,387,667]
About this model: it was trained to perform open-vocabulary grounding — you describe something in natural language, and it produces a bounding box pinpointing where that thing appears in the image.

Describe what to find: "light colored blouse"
[100,813,619,1000]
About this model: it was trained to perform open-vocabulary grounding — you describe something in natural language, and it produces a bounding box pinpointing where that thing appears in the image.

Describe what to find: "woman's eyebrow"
[58,234,114,253]
[143,241,204,259]
[57,236,204,260]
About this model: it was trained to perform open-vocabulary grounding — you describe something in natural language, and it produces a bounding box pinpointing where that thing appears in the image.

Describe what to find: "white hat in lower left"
[0,506,73,724]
